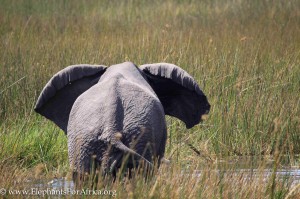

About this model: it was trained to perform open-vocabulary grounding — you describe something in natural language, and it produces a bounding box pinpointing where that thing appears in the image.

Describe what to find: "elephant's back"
[67,77,167,171]
[120,79,166,130]
[68,77,165,135]
[119,79,167,158]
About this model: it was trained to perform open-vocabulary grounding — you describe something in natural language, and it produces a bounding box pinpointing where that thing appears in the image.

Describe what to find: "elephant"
[34,62,210,179]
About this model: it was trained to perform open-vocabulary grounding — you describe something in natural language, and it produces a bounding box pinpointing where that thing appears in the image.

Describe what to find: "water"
[180,168,300,186]
[44,178,75,189]
[20,156,300,194]
[29,168,299,191]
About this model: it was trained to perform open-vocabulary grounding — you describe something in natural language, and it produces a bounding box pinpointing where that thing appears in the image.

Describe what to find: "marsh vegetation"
[0,0,299,198]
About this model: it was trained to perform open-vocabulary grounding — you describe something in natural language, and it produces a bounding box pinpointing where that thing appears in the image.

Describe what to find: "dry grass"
[0,0,299,198]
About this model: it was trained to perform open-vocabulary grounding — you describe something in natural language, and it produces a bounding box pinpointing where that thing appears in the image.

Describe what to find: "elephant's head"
[34,62,210,177]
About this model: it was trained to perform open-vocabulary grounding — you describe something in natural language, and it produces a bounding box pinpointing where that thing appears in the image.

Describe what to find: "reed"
[0,0,299,198]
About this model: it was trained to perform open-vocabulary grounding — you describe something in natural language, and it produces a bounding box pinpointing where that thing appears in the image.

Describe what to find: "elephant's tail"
[114,140,153,167]
[110,132,153,171]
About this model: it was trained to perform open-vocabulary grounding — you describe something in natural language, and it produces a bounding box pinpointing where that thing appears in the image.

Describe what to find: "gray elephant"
[35,62,210,178]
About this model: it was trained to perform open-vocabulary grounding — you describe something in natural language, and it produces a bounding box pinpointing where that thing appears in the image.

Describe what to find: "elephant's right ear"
[140,63,210,129]
[35,64,107,133]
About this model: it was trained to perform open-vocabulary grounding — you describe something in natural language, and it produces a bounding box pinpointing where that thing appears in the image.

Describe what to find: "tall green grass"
[0,0,299,198]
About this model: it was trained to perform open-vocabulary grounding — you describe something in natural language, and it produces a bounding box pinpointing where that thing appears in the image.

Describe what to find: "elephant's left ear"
[140,63,210,129]
[35,64,107,133]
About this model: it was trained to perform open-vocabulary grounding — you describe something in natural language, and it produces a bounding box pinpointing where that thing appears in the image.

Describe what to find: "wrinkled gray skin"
[35,62,210,178]
[68,63,166,174]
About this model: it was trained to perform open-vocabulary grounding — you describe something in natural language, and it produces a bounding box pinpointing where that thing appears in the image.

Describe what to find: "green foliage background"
[0,0,299,172]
